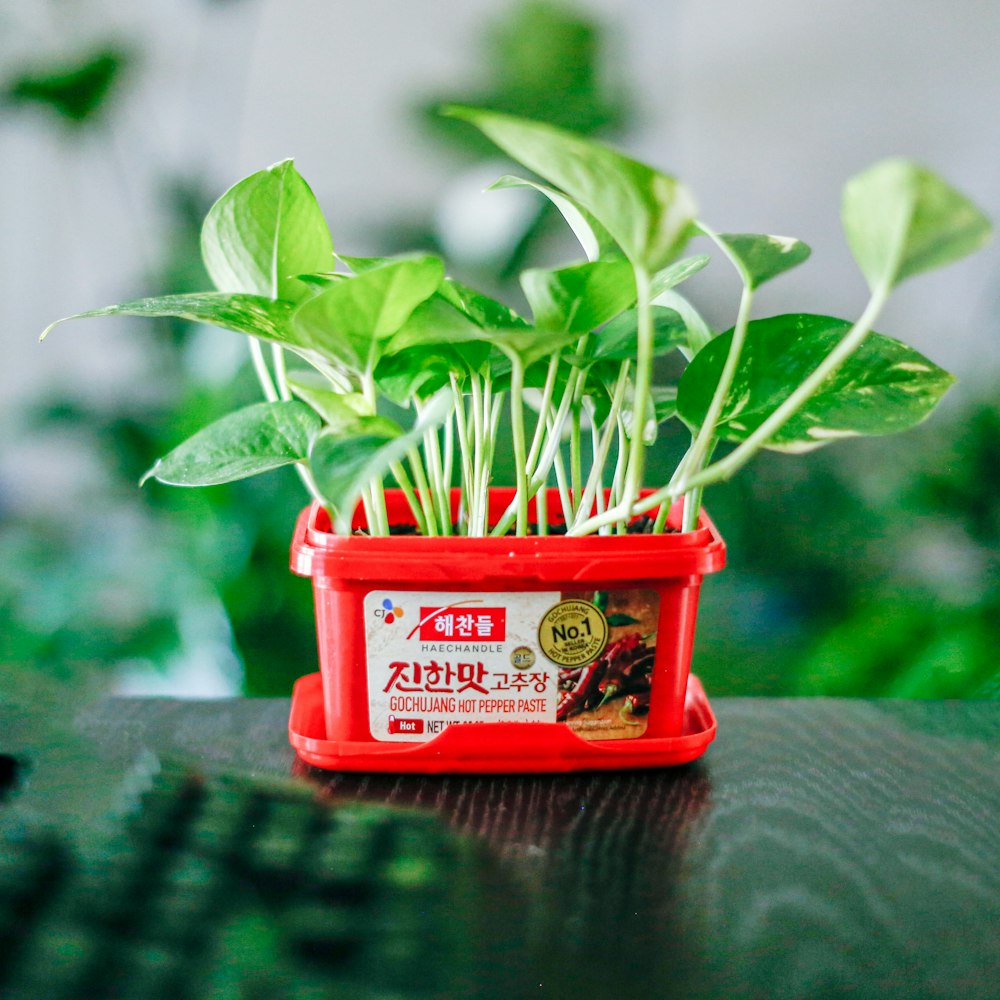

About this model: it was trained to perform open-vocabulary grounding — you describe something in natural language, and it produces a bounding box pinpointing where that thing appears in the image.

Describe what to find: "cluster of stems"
[248,249,892,539]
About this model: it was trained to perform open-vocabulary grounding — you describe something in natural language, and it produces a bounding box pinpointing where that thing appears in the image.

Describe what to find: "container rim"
[291,488,726,584]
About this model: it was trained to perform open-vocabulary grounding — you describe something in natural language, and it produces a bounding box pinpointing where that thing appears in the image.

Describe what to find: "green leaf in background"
[141,401,322,487]
[310,392,453,533]
[421,1,628,154]
[488,174,618,261]
[201,160,334,303]
[443,106,697,270]
[292,256,445,371]
[520,259,635,332]
[40,292,295,344]
[842,158,991,293]
[677,313,955,451]
[5,47,128,124]
[712,233,810,289]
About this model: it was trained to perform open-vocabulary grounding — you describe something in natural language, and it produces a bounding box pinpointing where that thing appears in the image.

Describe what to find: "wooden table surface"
[2,694,998,999]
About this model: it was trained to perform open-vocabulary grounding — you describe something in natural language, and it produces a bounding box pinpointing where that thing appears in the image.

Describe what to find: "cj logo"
[375,597,404,625]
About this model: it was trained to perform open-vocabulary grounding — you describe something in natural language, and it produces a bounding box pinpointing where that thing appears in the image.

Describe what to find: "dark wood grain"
[3,694,997,999]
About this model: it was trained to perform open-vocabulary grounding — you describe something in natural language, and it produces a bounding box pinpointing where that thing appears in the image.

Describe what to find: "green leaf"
[519,259,635,332]
[444,106,697,270]
[310,391,453,533]
[374,348,461,404]
[712,233,810,289]
[141,401,322,487]
[652,385,678,424]
[292,256,445,372]
[285,370,373,429]
[651,289,714,357]
[649,255,710,296]
[677,313,955,451]
[488,174,618,261]
[294,271,343,288]
[383,296,489,353]
[336,254,394,273]
[201,160,334,303]
[40,292,295,344]
[581,306,687,363]
[492,328,582,368]
[432,278,567,367]
[842,158,991,292]
[437,278,529,330]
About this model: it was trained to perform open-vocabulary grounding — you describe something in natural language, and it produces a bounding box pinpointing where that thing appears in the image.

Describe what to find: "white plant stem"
[248,339,325,509]
[571,364,628,532]
[620,265,653,519]
[508,355,530,535]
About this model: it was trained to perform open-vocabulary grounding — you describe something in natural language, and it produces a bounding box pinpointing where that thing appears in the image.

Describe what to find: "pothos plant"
[43,108,991,539]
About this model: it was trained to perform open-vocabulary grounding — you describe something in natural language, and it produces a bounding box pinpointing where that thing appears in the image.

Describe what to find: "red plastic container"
[288,488,725,774]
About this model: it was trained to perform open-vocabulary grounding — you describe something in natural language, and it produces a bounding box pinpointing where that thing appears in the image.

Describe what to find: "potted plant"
[43,108,990,773]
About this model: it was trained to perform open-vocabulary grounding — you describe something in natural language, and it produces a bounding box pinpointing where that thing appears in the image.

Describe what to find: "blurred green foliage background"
[2,1,997,700]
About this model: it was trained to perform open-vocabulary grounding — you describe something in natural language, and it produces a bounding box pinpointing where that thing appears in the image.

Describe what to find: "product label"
[364,589,660,742]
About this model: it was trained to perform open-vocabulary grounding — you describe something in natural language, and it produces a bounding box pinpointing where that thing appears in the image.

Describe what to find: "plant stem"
[443,410,455,498]
[677,438,716,533]
[407,447,438,536]
[526,365,579,492]
[621,265,653,519]
[488,362,580,536]
[247,339,326,508]
[551,444,574,524]
[570,404,582,513]
[526,354,560,475]
[572,364,629,531]
[476,383,502,535]
[361,369,390,533]
[389,461,429,535]
[271,345,292,400]
[470,373,485,535]
[681,482,705,533]
[450,374,474,528]
[679,283,752,487]
[536,479,548,536]
[509,355,530,535]
[249,339,279,402]
[611,415,629,533]
[417,399,451,535]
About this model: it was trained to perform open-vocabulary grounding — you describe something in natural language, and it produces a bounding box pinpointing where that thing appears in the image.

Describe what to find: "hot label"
[388,716,425,735]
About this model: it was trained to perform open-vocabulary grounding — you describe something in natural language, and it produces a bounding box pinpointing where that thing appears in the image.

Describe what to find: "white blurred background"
[2,1,997,698]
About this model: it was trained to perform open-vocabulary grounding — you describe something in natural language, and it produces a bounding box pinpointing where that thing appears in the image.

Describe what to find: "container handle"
[289,504,317,578]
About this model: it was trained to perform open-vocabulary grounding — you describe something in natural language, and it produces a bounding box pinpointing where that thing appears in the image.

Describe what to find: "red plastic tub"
[288,488,725,773]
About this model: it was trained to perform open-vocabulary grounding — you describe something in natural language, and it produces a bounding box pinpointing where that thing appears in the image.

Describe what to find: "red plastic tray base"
[288,671,717,774]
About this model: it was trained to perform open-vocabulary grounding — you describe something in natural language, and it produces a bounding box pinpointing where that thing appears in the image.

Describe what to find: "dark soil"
[354,514,676,537]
